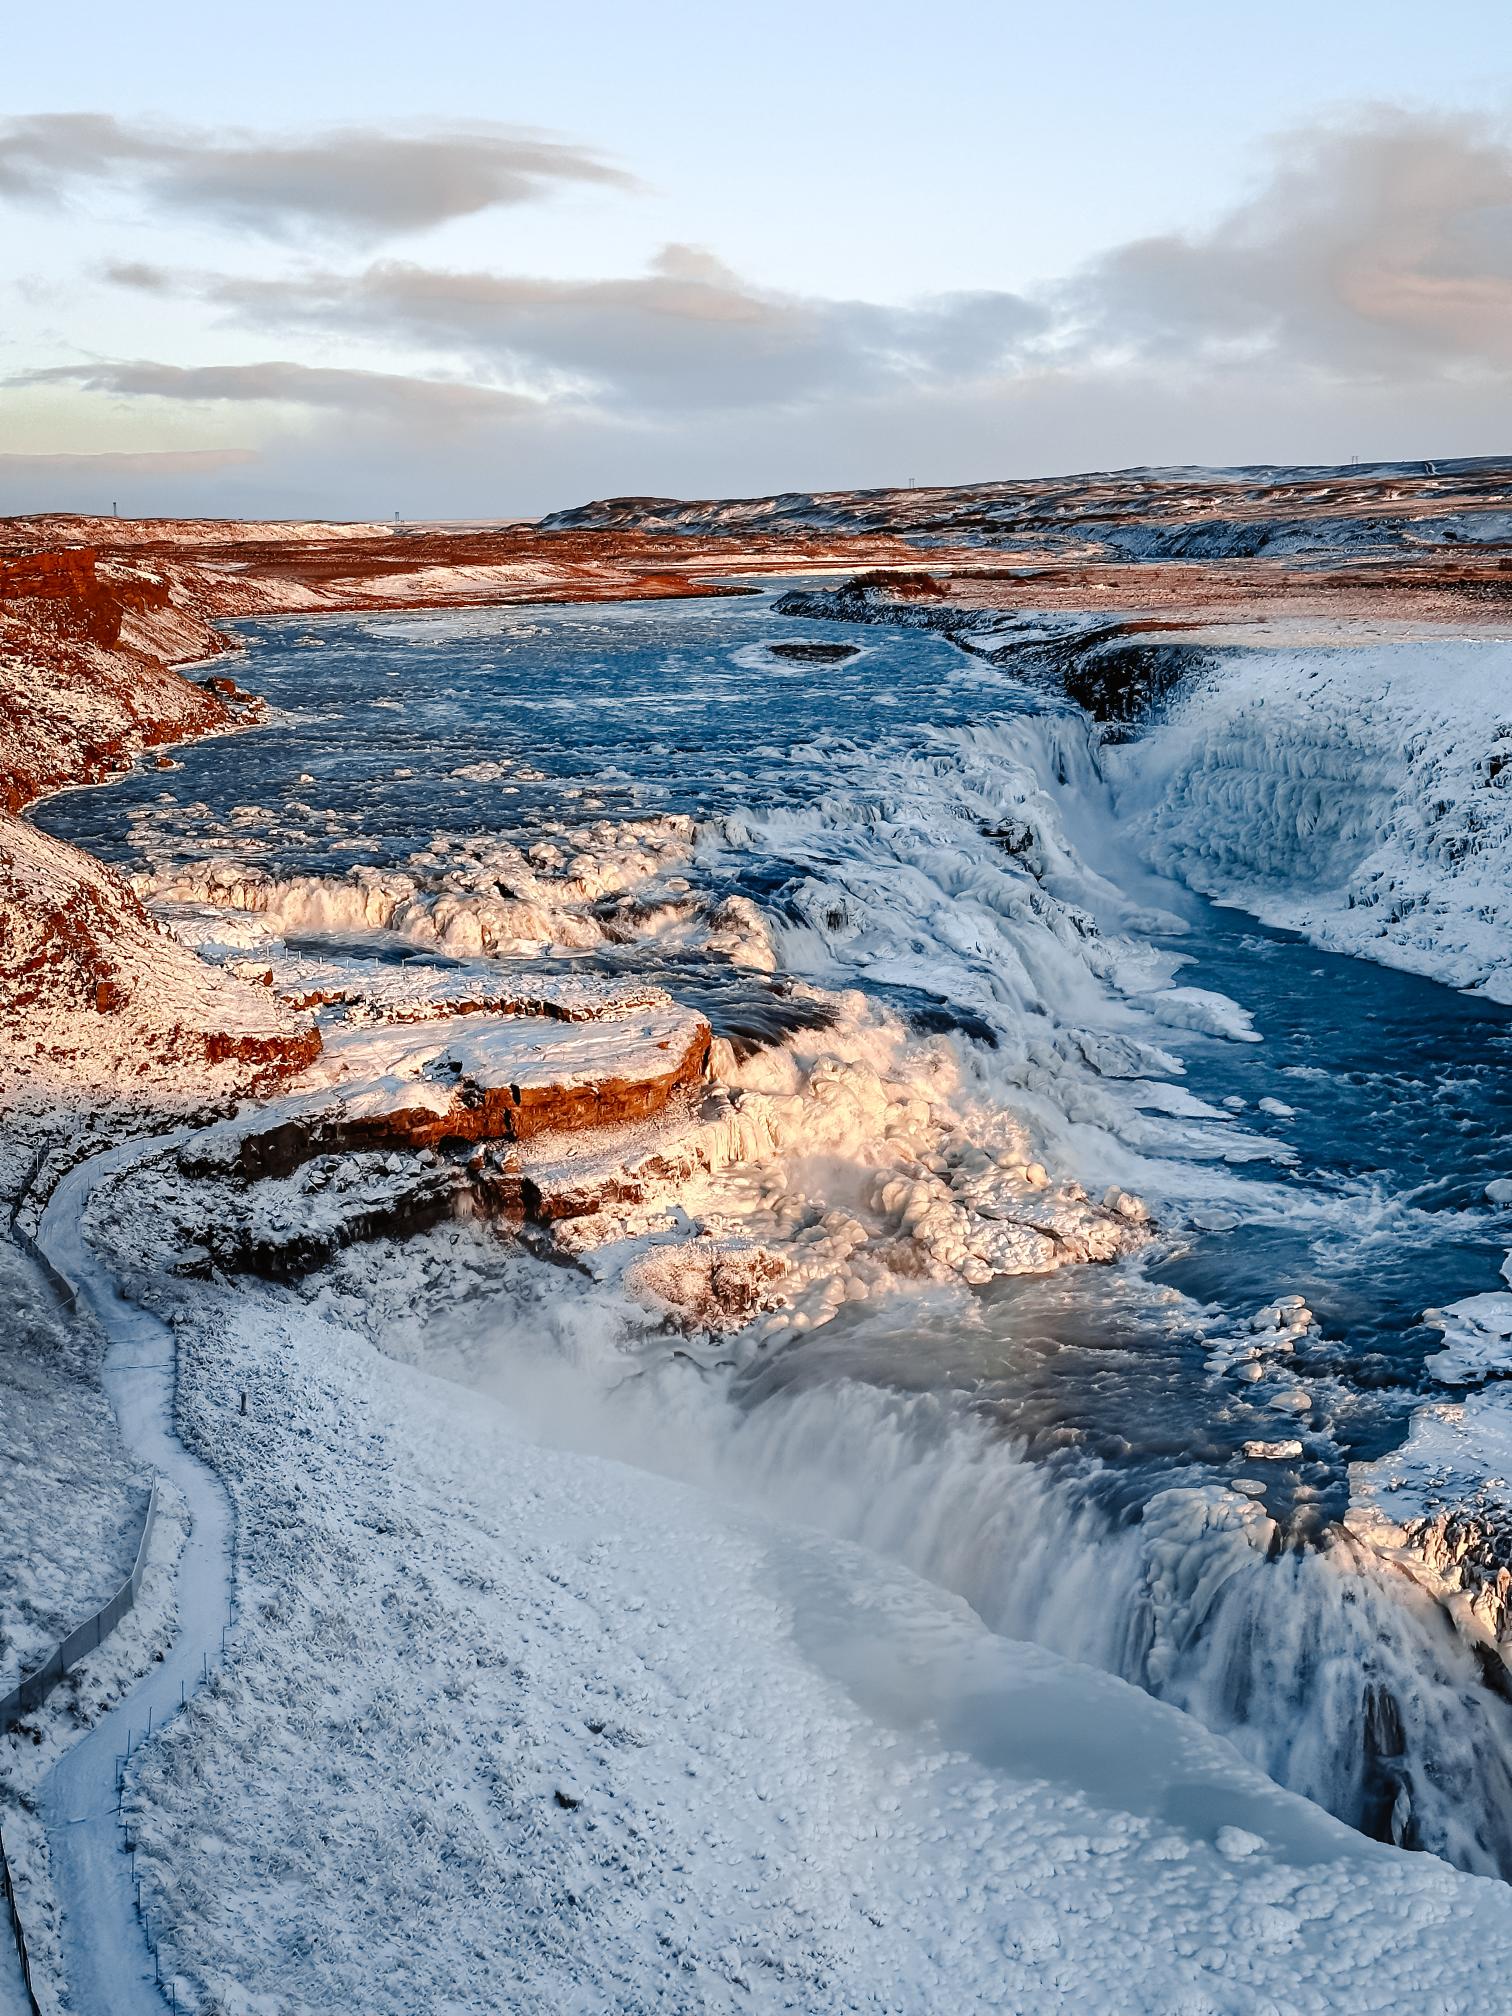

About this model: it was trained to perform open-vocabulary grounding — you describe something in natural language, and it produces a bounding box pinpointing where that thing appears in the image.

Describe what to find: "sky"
[3,0,1511,518]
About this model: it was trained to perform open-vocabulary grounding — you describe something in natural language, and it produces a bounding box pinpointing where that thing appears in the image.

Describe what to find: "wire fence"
[0,1824,42,2016]
[0,1483,160,1728]
[6,1144,76,1316]
[7,1223,76,1316]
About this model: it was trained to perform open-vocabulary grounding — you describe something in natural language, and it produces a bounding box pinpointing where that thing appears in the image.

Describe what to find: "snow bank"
[1423,1256,1512,1387]
[1113,632,1512,1001]
[1346,1250,1512,1666]
[139,813,706,962]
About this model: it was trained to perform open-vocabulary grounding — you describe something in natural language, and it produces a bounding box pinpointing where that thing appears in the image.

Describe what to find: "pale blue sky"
[3,1,1511,515]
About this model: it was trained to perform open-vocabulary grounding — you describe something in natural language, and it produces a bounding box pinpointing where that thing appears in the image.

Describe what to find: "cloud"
[10,359,533,429]
[185,246,1047,410]
[12,105,1512,516]
[0,447,257,476]
[0,114,634,240]
[104,260,172,292]
[1070,107,1512,378]
[103,108,1512,431]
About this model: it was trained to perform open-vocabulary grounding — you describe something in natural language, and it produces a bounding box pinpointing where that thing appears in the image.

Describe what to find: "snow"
[0,1461,190,2013]
[12,1139,237,2016]
[15,569,1512,2006]
[229,995,706,1130]
[0,1942,28,2016]
[126,706,1267,1312]
[0,813,314,1101]
[1423,1255,1512,1386]
[0,556,233,808]
[137,813,709,962]
[0,1238,144,1699]
[2,515,398,551]
[538,458,1512,559]
[1112,631,1512,1003]
[1345,1254,1512,1666]
[100,1255,1512,2014]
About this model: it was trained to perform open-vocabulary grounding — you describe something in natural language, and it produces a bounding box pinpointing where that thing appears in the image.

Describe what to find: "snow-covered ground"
[0,812,315,1101]
[1345,1246,1512,1666]
[102,1246,1512,2015]
[37,1145,231,2016]
[0,1237,144,1690]
[539,456,1512,558]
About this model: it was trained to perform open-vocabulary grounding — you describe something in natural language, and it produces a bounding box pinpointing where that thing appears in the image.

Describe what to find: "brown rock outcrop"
[0,548,236,811]
[198,1010,711,1182]
[0,813,320,1098]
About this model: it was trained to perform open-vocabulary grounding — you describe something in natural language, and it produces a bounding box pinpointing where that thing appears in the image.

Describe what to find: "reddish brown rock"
[0,813,320,1099]
[207,1011,711,1182]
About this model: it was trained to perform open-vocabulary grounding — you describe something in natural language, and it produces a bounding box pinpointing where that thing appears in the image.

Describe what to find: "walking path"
[32,1137,232,2015]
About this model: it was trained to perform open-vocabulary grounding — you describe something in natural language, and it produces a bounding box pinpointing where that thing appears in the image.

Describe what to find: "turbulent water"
[37,589,1512,1876]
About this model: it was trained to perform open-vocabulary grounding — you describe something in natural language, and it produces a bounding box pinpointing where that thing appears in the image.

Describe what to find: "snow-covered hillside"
[541,456,1512,558]
[1113,631,1512,1002]
[0,813,318,1100]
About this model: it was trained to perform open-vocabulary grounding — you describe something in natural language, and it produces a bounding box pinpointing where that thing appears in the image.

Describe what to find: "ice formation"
[1114,631,1512,1002]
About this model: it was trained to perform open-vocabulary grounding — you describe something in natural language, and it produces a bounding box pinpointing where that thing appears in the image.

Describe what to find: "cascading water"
[36,587,1512,1877]
[698,1374,1512,1879]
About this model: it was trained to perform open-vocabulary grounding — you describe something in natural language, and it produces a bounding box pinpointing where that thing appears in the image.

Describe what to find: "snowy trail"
[0,1936,33,2016]
[33,1136,231,2016]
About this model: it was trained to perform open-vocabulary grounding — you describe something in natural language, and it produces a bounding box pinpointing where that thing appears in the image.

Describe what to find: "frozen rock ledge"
[182,998,713,1183]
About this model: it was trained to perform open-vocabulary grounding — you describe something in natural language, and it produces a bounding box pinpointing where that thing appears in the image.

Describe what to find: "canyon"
[8,461,1512,2013]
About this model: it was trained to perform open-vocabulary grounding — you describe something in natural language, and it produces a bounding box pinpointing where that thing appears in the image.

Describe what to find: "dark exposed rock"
[768,641,860,664]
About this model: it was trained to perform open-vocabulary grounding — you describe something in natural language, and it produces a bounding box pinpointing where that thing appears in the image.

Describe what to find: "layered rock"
[97,995,715,1280]
[193,1004,712,1182]
[0,815,319,1099]
[0,548,240,810]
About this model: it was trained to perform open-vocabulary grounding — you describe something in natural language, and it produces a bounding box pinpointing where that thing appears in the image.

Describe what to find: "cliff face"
[0,814,320,1099]
[0,547,237,811]
[0,544,326,1100]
